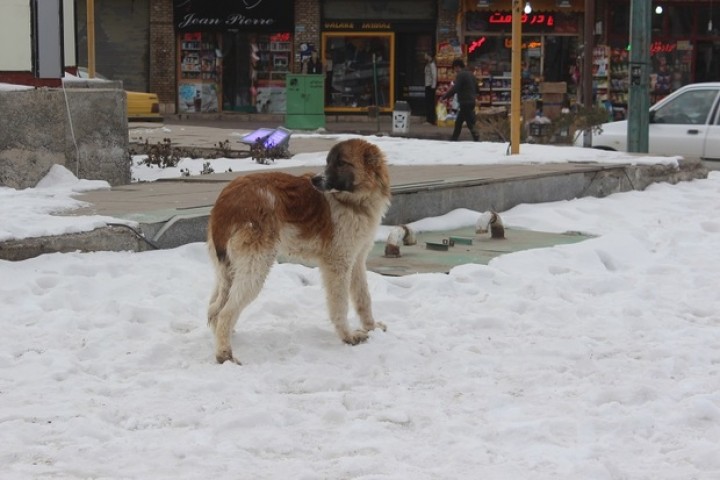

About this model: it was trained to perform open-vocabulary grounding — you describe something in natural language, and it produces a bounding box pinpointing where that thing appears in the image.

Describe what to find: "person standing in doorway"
[440,59,480,141]
[303,49,323,74]
[424,52,438,125]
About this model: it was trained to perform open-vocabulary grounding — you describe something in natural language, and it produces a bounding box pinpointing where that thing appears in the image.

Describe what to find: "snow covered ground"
[1,136,719,479]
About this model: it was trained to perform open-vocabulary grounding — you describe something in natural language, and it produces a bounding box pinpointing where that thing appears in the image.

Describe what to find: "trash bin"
[392,101,411,134]
[527,112,552,143]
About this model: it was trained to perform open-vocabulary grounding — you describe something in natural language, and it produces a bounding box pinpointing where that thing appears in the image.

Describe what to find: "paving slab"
[367,227,592,276]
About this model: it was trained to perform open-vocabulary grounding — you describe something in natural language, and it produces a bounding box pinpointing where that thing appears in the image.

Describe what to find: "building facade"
[68,0,720,117]
[0,0,76,87]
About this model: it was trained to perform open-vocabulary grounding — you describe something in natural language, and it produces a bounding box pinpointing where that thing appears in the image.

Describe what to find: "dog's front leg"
[350,254,386,334]
[320,262,369,345]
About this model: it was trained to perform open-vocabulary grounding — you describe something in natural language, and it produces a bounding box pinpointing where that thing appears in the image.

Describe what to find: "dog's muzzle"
[311,174,328,192]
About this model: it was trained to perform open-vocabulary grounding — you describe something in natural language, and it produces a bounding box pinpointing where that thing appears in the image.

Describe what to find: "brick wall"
[294,0,321,72]
[149,0,176,113]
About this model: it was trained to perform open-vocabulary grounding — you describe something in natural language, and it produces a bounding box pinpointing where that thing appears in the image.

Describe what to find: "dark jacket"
[442,69,478,106]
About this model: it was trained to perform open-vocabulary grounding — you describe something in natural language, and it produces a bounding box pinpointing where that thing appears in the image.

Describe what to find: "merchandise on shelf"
[592,45,610,102]
[610,47,629,120]
[477,74,512,107]
[434,40,466,124]
[178,32,221,113]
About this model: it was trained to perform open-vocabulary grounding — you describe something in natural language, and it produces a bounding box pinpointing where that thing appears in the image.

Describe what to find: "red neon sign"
[468,36,487,53]
[650,41,676,55]
[488,12,555,26]
[270,33,291,42]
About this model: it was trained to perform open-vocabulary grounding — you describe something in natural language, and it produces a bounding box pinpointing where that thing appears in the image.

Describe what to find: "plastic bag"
[436,102,448,121]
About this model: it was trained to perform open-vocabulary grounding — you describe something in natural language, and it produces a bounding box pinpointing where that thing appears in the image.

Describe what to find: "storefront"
[461,0,584,109]
[605,0,720,115]
[321,0,437,114]
[173,0,295,114]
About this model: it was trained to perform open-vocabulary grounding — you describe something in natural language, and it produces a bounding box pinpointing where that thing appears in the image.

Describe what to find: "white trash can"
[392,101,411,134]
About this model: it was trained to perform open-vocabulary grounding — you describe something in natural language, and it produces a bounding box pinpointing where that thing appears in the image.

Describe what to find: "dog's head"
[311,139,390,199]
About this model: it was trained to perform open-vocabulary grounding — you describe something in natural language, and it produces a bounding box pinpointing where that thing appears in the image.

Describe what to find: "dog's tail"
[207,235,233,327]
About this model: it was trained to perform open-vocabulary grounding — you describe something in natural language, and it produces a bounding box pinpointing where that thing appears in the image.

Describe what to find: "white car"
[577,83,720,160]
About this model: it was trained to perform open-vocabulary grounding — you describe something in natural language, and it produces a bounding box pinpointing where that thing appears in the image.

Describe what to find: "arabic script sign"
[466,11,579,34]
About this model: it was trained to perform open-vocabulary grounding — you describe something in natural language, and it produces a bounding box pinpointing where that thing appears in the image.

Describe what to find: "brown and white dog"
[206,138,392,364]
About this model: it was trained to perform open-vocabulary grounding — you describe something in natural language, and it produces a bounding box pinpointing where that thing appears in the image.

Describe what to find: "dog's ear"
[361,142,391,196]
[362,142,383,166]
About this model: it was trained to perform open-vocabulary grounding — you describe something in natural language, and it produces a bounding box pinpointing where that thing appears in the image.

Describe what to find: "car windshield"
[652,88,719,125]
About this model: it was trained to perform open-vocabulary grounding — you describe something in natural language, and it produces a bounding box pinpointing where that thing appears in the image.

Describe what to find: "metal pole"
[510,0,522,154]
[627,0,650,152]
[582,0,595,147]
[372,53,380,133]
[87,0,95,78]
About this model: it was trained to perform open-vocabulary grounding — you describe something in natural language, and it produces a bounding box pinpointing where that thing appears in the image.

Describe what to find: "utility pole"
[582,0,595,147]
[509,0,522,154]
[627,0,651,152]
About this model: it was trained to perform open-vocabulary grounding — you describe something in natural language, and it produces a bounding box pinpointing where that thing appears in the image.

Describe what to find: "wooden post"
[509,0,522,154]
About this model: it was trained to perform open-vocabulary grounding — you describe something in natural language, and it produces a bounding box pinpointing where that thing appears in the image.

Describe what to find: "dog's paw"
[373,321,387,332]
[215,349,242,365]
[361,321,387,332]
[343,329,370,345]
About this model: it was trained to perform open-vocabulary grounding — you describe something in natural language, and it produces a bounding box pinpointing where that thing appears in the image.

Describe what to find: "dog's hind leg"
[350,251,387,334]
[213,252,275,364]
[320,261,370,345]
[207,261,232,333]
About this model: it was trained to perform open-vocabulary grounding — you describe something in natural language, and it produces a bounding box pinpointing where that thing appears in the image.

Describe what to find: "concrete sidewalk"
[0,115,709,261]
[128,113,456,154]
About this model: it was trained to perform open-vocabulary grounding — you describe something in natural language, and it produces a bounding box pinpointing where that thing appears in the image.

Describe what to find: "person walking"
[424,52,438,125]
[440,59,480,141]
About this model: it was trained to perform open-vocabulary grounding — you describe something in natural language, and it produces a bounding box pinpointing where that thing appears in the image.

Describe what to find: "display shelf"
[592,45,611,102]
[178,32,221,113]
[434,41,466,123]
[609,47,629,120]
[477,75,512,107]
[179,34,220,82]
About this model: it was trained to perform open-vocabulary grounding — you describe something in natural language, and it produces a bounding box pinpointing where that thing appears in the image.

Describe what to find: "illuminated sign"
[650,41,676,55]
[270,33,291,42]
[468,37,487,53]
[503,38,542,49]
[488,12,555,26]
[626,41,681,56]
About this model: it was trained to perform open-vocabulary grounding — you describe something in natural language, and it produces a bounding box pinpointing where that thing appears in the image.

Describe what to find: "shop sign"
[468,37,487,53]
[466,11,579,33]
[503,38,542,49]
[173,0,294,32]
[488,12,555,26]
[323,21,393,31]
[650,41,676,56]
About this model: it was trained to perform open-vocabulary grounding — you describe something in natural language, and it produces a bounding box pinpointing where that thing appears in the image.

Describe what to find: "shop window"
[666,6,693,37]
[697,5,720,35]
[219,32,293,114]
[467,36,511,75]
[322,32,394,111]
[178,32,222,113]
[608,8,629,38]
